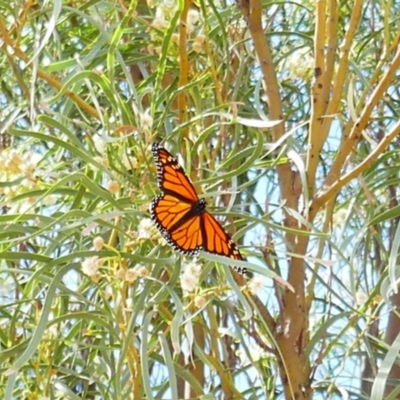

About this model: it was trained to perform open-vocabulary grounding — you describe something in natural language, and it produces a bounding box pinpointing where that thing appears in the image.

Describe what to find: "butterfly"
[150,142,246,275]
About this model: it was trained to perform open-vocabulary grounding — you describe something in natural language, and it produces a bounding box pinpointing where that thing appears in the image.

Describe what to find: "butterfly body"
[150,142,246,274]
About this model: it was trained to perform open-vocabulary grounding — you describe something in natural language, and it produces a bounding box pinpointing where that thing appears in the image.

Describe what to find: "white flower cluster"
[180,260,202,292]
[0,148,46,212]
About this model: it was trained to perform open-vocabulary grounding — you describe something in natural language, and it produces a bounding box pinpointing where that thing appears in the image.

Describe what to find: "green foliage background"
[1,1,400,399]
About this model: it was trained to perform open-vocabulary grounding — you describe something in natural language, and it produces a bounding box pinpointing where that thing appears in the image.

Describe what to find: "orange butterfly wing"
[150,142,246,274]
[200,211,246,274]
[152,143,199,202]
[151,193,204,255]
[150,142,205,255]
